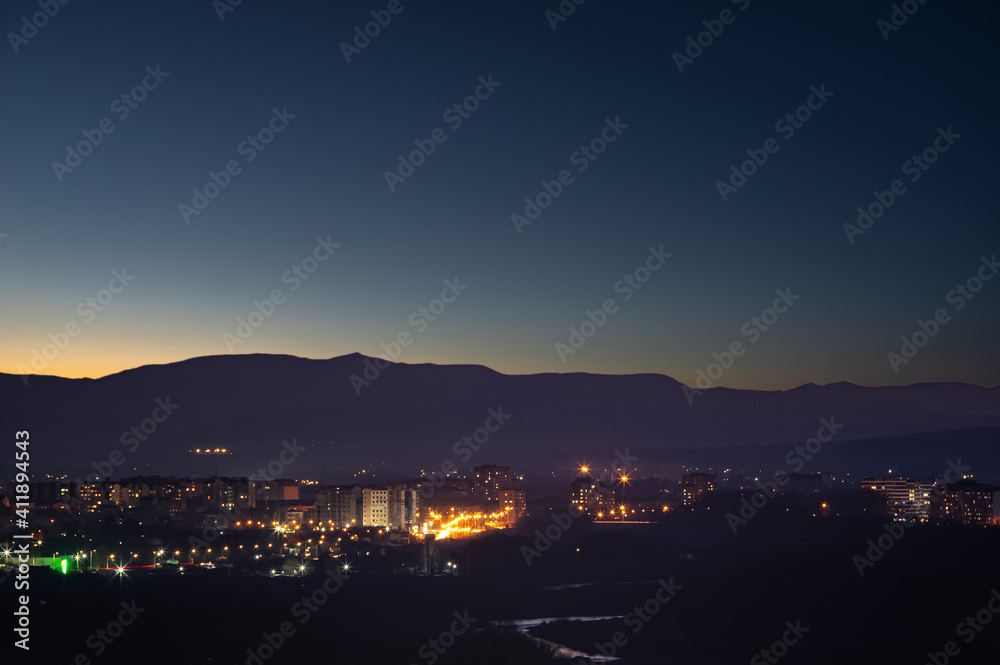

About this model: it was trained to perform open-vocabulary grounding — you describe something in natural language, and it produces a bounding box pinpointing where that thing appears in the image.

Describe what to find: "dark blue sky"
[1,0,998,388]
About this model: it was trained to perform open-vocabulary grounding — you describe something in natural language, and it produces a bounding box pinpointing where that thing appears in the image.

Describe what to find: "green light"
[61,559,68,574]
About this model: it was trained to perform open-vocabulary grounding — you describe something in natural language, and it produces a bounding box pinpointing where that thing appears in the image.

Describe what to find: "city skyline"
[3,2,999,663]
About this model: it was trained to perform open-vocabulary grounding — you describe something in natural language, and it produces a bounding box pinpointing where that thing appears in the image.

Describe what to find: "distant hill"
[2,353,998,482]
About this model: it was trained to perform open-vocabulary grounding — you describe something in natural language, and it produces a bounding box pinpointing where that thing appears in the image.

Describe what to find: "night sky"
[1,0,997,389]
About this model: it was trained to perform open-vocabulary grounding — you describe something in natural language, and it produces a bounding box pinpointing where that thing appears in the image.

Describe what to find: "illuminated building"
[498,488,525,523]
[109,483,141,509]
[362,488,389,527]
[681,473,716,506]
[861,478,910,513]
[184,478,209,498]
[78,481,110,514]
[284,502,317,527]
[473,465,512,502]
[571,475,598,514]
[210,478,253,510]
[23,482,67,507]
[907,482,935,521]
[255,479,299,502]
[931,479,994,526]
[862,478,935,521]
[388,483,419,532]
[316,486,357,527]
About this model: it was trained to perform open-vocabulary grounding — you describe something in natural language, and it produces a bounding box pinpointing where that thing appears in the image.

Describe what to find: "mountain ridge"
[3,353,998,480]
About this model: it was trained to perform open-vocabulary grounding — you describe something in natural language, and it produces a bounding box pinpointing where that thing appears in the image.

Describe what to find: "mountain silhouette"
[3,353,998,481]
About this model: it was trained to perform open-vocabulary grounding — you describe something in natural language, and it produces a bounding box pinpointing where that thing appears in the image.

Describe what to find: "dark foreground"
[5,510,1000,665]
